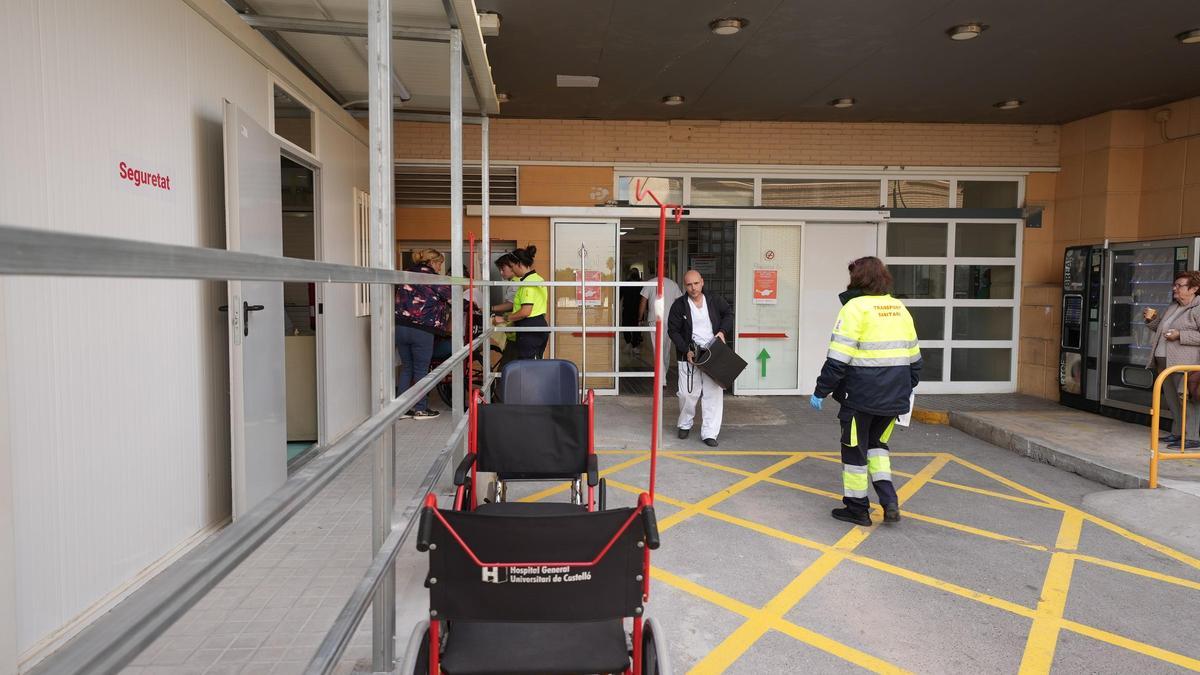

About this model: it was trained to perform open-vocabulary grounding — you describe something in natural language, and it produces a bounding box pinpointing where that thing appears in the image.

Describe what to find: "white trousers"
[677,361,723,439]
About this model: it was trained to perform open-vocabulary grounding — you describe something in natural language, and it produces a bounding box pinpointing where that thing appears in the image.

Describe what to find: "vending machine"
[1059,245,1105,412]
[1100,237,1200,418]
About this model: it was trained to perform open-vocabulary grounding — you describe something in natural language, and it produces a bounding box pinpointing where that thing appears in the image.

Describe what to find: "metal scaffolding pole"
[450,29,465,454]
[367,0,396,670]
[481,116,490,396]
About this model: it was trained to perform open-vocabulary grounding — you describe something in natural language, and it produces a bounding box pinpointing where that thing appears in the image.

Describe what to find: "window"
[955,180,1020,208]
[761,179,881,207]
[690,178,753,206]
[887,180,951,208]
[619,176,683,205]
[272,84,315,153]
[885,219,1020,390]
[353,188,371,317]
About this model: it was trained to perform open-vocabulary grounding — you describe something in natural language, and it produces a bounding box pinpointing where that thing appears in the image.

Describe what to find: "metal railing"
[1148,364,1200,488]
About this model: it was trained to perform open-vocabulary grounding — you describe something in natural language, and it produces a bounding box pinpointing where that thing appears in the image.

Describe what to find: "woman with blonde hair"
[395,248,450,419]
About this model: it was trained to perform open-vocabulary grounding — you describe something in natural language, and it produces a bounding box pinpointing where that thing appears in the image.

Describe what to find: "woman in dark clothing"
[395,249,451,419]
[492,245,548,360]
[621,268,644,349]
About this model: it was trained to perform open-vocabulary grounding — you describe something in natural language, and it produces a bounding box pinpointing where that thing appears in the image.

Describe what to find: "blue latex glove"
[809,395,823,410]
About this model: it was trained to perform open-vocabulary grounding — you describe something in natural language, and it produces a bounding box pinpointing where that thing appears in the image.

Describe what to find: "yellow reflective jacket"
[813,293,922,416]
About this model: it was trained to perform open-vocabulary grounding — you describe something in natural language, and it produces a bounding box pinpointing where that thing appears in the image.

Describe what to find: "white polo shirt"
[688,295,715,347]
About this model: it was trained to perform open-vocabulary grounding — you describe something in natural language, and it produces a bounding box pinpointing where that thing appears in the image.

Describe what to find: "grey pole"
[450,29,465,458]
[367,0,396,670]
[579,243,588,397]
[481,116,491,398]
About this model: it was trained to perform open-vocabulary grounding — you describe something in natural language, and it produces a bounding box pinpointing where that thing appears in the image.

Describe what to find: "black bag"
[695,338,748,390]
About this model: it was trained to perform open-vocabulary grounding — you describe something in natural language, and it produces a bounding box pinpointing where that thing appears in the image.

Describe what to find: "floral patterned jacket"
[395,263,451,336]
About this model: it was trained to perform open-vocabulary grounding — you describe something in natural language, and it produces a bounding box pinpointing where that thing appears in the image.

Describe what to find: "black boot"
[883,503,901,523]
[831,507,872,526]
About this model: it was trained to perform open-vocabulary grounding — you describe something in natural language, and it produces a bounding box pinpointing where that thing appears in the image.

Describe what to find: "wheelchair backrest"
[428,507,646,622]
[476,404,588,475]
[499,359,578,404]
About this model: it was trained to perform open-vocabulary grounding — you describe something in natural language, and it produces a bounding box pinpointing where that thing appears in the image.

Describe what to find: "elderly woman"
[1144,270,1200,450]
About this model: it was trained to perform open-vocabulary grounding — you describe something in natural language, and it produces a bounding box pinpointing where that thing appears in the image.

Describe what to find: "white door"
[798,223,879,393]
[224,101,286,518]
[734,223,803,394]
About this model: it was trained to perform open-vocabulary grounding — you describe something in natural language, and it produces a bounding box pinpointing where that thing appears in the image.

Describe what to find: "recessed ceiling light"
[829,97,855,109]
[947,23,987,40]
[1177,28,1200,44]
[994,98,1023,110]
[496,92,510,103]
[662,95,685,106]
[709,18,747,36]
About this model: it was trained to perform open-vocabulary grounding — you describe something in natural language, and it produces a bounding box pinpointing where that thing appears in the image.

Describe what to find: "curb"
[948,411,1148,490]
[912,408,950,425]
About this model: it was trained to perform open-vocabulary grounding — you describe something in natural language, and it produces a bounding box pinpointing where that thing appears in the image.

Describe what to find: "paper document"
[896,392,916,427]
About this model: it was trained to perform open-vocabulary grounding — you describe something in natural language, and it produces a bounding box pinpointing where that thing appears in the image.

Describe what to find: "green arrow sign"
[757,348,771,377]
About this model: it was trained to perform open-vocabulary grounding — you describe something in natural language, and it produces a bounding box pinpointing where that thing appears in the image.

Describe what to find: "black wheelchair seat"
[440,619,627,675]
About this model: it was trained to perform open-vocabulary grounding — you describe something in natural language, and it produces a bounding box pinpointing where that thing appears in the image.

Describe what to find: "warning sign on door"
[753,269,778,304]
[575,270,602,306]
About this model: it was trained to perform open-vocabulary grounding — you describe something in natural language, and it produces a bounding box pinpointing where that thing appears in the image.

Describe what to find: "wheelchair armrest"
[586,454,599,487]
[416,506,435,552]
[641,505,661,550]
[453,452,477,486]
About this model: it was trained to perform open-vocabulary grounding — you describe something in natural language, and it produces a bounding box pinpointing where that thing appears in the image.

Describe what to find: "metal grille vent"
[395,165,518,206]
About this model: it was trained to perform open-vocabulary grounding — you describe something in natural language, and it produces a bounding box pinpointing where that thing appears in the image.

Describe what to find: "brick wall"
[394,119,1060,167]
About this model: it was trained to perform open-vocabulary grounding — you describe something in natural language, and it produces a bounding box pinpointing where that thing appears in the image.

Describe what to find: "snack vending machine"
[1059,245,1105,412]
[1100,237,1200,419]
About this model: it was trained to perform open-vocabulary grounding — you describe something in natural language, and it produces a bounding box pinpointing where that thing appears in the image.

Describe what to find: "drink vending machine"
[1059,245,1104,412]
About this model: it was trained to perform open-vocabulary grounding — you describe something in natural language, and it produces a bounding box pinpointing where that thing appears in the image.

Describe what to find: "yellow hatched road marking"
[1070,553,1200,591]
[656,455,807,532]
[669,452,1047,551]
[688,455,951,674]
[652,567,913,675]
[607,460,1200,672]
[951,456,1200,572]
[1019,511,1083,673]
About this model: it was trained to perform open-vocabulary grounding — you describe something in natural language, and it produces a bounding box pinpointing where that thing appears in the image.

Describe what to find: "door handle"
[243,302,265,337]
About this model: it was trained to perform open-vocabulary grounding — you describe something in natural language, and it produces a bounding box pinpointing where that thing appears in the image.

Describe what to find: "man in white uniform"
[667,270,734,446]
[639,265,683,383]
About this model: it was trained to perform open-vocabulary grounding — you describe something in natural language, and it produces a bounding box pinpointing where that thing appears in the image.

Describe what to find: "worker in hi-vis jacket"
[810,256,921,527]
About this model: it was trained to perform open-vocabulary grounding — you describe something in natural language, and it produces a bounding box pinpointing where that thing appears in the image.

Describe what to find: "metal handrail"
[1149,364,1200,488]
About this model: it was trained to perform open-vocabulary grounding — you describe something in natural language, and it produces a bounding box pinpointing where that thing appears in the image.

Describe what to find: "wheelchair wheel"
[436,380,454,408]
[399,620,431,675]
[598,478,607,511]
[642,617,673,675]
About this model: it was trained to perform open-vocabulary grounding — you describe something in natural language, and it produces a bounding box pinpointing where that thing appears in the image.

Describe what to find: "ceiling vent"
[395,165,518,207]
[556,75,600,88]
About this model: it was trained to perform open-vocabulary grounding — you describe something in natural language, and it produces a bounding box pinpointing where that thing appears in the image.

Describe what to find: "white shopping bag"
[896,392,916,427]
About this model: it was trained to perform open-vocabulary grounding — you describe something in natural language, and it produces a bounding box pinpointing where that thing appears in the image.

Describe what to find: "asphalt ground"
[467,395,1200,674]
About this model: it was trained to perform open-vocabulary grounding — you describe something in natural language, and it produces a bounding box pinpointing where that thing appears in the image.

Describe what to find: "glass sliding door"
[552,219,619,393]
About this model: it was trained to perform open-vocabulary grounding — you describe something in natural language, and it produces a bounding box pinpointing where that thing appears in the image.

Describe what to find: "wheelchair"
[400,492,671,675]
[454,359,607,512]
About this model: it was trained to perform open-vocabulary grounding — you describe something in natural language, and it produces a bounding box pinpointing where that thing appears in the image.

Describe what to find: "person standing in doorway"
[492,245,549,360]
[395,249,451,420]
[810,257,921,526]
[667,270,734,446]
[1143,270,1200,449]
[640,263,684,385]
[621,267,644,350]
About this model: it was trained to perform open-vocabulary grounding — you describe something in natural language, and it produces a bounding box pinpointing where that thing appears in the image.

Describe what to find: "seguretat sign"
[118,160,173,191]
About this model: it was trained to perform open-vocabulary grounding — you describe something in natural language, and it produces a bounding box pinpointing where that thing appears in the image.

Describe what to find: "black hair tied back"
[512,245,537,267]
